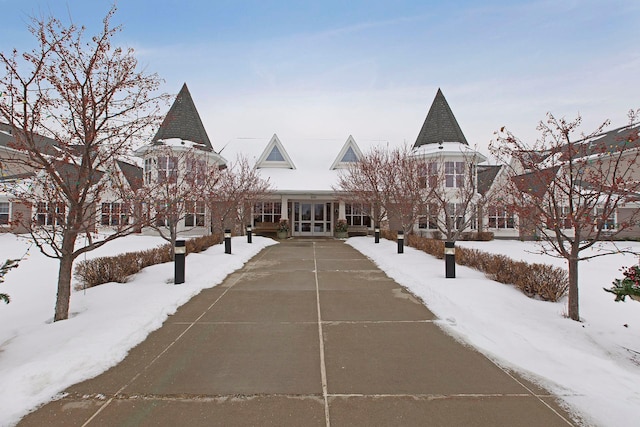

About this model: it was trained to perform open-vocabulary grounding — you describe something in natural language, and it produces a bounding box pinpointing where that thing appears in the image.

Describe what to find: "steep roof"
[116,160,144,191]
[414,88,468,148]
[477,165,502,196]
[152,83,213,151]
[512,166,560,199]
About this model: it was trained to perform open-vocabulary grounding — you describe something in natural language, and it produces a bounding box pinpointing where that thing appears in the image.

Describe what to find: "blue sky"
[2,0,639,158]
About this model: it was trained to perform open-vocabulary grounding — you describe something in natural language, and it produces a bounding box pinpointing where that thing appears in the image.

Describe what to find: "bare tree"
[0,6,166,321]
[142,143,221,252]
[491,111,640,321]
[420,148,485,242]
[207,155,271,235]
[385,144,429,235]
[334,145,391,228]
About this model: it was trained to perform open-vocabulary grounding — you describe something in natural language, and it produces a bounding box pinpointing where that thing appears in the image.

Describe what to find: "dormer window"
[341,147,358,162]
[266,145,285,162]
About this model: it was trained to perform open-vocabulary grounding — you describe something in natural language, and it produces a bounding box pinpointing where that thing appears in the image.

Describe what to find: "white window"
[186,159,206,185]
[446,202,465,230]
[157,156,178,184]
[418,203,439,230]
[0,202,9,225]
[445,161,464,188]
[341,147,358,163]
[266,146,285,162]
[101,203,129,226]
[144,158,153,184]
[487,205,515,229]
[185,201,206,227]
[253,202,282,223]
[345,203,371,227]
[36,202,65,226]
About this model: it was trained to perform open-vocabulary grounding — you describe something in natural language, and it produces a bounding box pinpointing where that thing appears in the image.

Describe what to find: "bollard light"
[445,241,456,278]
[174,239,186,284]
[247,224,252,244]
[224,229,232,254]
[374,225,380,243]
[397,230,404,254]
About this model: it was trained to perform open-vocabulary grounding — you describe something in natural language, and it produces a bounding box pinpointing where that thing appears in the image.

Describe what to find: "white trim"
[330,135,363,170]
[256,134,296,169]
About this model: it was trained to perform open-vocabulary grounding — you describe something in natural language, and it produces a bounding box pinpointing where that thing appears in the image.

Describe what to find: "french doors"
[293,202,333,236]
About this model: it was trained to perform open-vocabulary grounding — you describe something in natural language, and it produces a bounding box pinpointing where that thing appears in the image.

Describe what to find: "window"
[341,147,358,163]
[186,159,206,185]
[155,201,172,227]
[595,207,616,231]
[36,202,65,226]
[445,161,464,188]
[144,158,153,184]
[157,156,178,184]
[418,203,438,229]
[101,203,129,226]
[487,205,515,229]
[266,146,285,161]
[253,201,282,223]
[345,203,371,227]
[185,201,206,227]
[0,202,9,225]
[446,203,465,230]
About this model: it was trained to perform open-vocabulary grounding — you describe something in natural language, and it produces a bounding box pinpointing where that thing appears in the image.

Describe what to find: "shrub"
[75,234,222,289]
[393,233,567,302]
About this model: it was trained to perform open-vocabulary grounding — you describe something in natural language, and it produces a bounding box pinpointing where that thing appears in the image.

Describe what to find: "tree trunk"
[567,254,580,321]
[54,232,77,322]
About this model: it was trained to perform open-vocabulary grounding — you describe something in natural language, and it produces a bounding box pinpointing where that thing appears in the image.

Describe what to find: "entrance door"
[293,202,332,236]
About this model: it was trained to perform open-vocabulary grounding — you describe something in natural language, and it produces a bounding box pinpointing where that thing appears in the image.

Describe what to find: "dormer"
[256,134,295,169]
[330,135,363,169]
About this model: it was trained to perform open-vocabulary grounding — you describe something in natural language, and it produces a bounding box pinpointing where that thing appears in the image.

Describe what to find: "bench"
[348,225,370,236]
[253,222,280,236]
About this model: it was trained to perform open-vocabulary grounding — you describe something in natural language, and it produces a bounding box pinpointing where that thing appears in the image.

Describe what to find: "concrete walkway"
[20,239,576,426]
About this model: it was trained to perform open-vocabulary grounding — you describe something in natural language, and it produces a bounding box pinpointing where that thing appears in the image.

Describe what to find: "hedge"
[74,234,223,289]
[381,231,568,302]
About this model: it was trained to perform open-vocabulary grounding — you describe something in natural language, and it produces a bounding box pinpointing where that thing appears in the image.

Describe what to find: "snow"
[0,234,639,426]
[347,237,640,427]
[0,233,276,426]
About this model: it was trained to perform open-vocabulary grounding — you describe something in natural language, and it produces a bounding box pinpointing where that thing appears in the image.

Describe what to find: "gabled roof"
[414,88,468,148]
[477,165,502,196]
[116,160,143,191]
[512,166,560,199]
[559,123,640,161]
[152,83,213,151]
[256,134,296,169]
[330,135,363,169]
[0,123,60,156]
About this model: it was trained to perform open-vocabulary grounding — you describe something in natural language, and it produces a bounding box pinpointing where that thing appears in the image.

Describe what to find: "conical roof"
[414,88,468,148]
[152,83,213,151]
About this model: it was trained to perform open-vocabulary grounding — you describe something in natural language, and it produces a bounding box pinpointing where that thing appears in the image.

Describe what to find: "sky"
[2,0,640,160]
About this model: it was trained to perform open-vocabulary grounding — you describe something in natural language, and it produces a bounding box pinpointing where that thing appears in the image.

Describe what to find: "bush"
[393,233,567,302]
[75,234,222,289]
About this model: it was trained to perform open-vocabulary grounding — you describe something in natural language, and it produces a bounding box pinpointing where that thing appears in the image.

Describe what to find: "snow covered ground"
[347,237,640,427]
[0,234,639,426]
[0,233,276,426]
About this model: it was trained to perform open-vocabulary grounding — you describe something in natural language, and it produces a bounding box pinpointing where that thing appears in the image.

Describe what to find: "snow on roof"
[411,141,487,163]
[220,134,387,192]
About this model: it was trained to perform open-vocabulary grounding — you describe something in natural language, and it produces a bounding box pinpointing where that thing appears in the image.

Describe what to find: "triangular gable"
[256,134,295,169]
[414,88,468,148]
[152,83,214,151]
[330,135,363,169]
